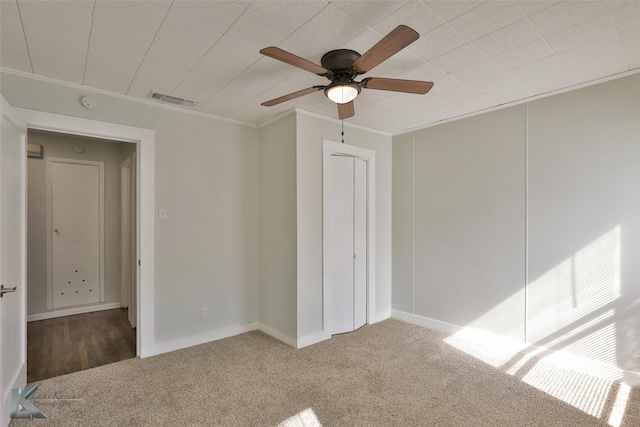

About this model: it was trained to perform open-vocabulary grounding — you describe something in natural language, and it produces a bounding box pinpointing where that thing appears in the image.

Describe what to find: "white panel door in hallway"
[49,159,104,309]
[326,155,367,335]
[0,96,27,427]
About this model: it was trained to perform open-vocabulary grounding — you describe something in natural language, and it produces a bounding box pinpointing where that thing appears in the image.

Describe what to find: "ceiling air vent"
[149,92,196,107]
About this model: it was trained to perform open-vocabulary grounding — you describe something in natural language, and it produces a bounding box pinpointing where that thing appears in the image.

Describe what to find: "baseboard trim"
[257,324,329,349]
[259,323,297,348]
[391,310,462,335]
[27,302,122,322]
[150,322,325,357]
[151,322,260,357]
[376,310,392,323]
[296,331,328,349]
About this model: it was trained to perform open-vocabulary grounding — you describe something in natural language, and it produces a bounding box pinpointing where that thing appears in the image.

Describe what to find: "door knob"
[0,285,17,297]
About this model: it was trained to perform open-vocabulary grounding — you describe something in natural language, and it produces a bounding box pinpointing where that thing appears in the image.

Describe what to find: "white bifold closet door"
[327,155,367,335]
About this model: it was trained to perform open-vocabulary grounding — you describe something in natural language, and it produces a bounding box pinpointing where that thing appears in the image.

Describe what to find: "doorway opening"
[322,140,376,338]
[26,130,137,381]
[18,107,156,359]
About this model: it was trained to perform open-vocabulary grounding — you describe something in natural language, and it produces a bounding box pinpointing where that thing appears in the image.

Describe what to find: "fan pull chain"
[341,119,344,143]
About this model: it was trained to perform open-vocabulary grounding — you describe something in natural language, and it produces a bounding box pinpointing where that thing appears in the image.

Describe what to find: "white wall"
[26,130,129,316]
[2,71,260,350]
[391,132,413,314]
[397,107,527,339]
[296,112,392,342]
[259,113,297,340]
[153,108,259,342]
[527,75,640,382]
[393,74,640,379]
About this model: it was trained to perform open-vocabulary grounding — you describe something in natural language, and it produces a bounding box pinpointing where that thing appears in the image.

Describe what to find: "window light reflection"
[278,408,322,427]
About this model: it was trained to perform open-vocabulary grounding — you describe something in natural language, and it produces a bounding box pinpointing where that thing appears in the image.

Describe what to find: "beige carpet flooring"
[10,319,639,426]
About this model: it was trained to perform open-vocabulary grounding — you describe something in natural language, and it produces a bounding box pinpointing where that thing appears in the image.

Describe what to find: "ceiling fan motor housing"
[321,49,362,78]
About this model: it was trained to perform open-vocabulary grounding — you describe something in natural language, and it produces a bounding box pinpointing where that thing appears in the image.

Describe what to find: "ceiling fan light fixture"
[259,25,429,119]
[325,83,360,104]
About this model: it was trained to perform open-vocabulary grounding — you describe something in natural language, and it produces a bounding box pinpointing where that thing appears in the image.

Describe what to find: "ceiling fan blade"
[352,25,419,74]
[362,77,433,94]
[337,101,355,119]
[260,47,330,76]
[261,86,324,107]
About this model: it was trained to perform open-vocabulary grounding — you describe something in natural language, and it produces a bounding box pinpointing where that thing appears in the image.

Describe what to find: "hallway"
[27,308,135,383]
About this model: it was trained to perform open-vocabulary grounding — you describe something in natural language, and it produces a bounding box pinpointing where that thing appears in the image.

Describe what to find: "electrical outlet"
[200,307,208,319]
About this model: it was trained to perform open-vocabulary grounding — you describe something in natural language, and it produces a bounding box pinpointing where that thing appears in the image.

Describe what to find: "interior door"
[0,96,27,427]
[327,155,367,335]
[328,156,355,334]
[129,152,137,328]
[353,158,367,329]
[120,159,131,314]
[121,153,137,329]
[50,160,103,309]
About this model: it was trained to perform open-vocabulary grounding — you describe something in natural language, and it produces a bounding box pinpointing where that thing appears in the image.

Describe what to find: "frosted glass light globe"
[326,84,359,104]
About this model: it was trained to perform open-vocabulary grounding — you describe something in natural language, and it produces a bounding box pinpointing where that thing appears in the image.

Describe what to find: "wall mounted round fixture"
[73,144,85,154]
[81,96,97,109]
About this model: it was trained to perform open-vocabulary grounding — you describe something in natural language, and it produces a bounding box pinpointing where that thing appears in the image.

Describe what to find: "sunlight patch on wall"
[560,323,617,367]
[521,309,623,381]
[527,226,621,367]
[278,408,322,427]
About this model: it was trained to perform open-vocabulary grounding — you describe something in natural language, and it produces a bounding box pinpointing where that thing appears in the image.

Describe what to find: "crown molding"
[0,67,258,128]
[294,107,392,137]
[396,68,640,136]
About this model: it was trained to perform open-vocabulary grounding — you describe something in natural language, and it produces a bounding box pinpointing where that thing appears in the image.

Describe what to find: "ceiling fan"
[259,25,434,119]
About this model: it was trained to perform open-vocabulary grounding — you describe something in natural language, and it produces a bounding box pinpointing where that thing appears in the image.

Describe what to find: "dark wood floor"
[27,308,136,383]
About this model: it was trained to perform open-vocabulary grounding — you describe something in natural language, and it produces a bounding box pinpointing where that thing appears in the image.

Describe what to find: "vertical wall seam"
[352,158,356,327]
[412,132,415,315]
[524,103,529,343]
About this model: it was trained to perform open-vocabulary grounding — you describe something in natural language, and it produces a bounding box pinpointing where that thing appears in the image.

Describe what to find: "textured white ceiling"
[1,0,638,134]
